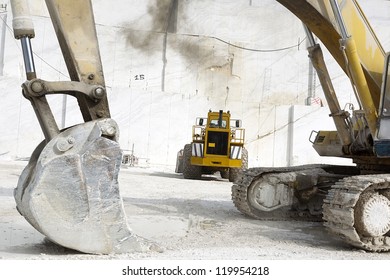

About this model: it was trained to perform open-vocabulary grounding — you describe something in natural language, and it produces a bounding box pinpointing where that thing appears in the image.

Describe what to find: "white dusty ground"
[0,160,390,260]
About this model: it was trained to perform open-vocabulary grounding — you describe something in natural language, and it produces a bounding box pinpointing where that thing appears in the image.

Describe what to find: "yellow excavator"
[9,0,390,254]
[232,0,390,252]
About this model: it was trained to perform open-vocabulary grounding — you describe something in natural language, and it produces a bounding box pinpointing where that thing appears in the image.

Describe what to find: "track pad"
[14,118,148,254]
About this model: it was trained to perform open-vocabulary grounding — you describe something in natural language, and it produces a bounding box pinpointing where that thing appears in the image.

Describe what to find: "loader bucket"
[14,118,148,254]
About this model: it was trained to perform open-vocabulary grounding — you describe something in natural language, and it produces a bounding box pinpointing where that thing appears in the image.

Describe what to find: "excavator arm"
[45,0,111,122]
[277,0,385,104]
[281,0,390,159]
[11,0,148,254]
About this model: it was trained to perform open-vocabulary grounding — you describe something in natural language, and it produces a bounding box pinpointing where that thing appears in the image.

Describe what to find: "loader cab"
[374,53,390,156]
[207,110,230,129]
[209,119,227,128]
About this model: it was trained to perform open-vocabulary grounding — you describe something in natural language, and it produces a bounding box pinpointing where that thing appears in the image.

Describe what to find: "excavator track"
[232,164,348,221]
[233,166,390,252]
[231,167,297,220]
[323,174,390,252]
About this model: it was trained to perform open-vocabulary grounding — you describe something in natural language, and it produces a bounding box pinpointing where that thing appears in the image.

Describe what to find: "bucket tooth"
[14,118,149,254]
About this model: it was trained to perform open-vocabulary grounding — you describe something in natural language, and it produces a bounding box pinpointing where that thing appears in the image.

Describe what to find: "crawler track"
[232,165,390,252]
[231,165,337,221]
[323,174,390,252]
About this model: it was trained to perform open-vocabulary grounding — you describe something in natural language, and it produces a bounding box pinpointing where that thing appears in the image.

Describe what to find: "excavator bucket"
[10,0,149,254]
[14,119,148,254]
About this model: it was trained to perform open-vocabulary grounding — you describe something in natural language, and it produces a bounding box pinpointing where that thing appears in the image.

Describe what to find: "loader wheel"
[182,144,202,180]
[175,149,184,173]
[229,147,248,183]
[229,169,239,183]
[220,170,229,179]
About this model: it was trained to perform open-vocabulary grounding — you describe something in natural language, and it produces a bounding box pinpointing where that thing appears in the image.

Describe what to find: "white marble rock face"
[1,0,389,167]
